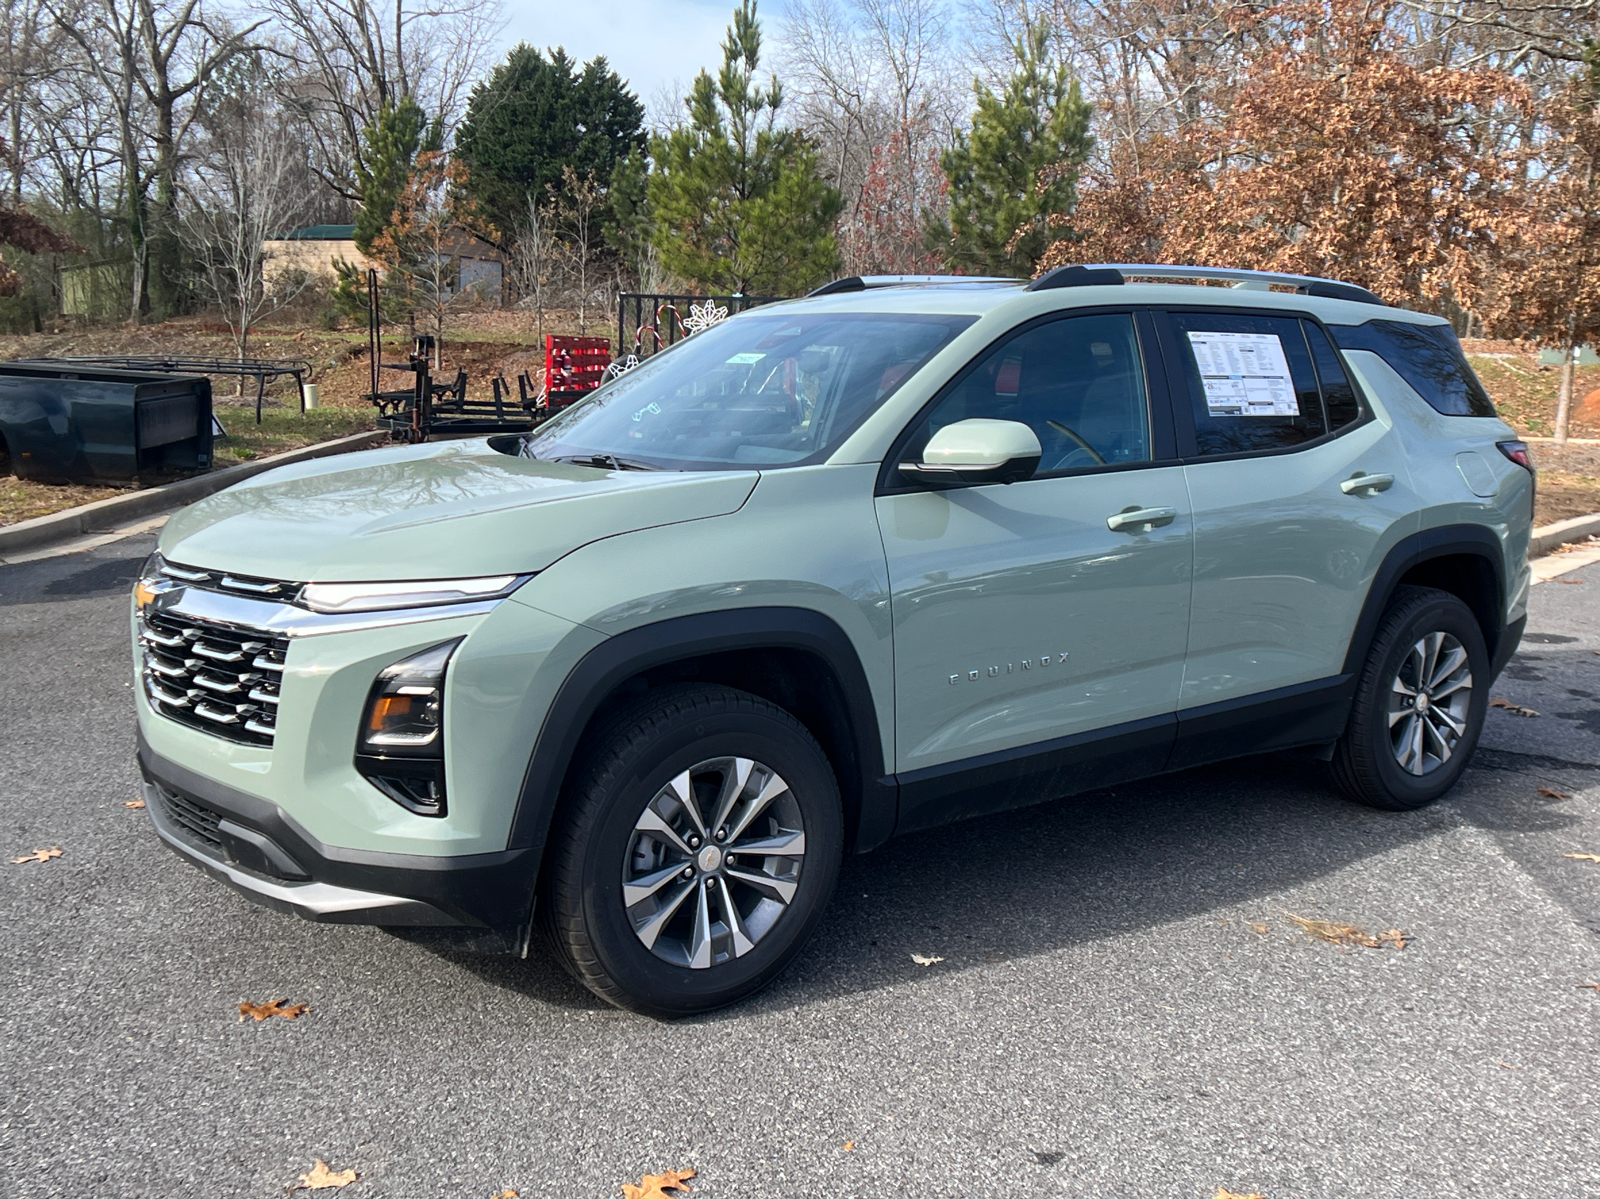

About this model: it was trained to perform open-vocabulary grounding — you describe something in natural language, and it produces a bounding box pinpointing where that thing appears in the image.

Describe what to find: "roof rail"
[1027,263,1385,306]
[807,274,1021,296]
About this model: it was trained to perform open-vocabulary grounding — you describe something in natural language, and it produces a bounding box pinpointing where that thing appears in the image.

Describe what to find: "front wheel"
[1331,586,1490,810]
[542,685,843,1016]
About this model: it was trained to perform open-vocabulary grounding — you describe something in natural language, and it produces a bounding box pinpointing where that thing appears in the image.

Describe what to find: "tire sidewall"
[1361,593,1490,806]
[574,706,842,1016]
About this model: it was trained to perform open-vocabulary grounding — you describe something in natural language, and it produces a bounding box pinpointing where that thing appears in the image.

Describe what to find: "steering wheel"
[1047,419,1107,466]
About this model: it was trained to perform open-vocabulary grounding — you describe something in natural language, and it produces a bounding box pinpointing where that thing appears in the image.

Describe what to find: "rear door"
[1158,308,1419,765]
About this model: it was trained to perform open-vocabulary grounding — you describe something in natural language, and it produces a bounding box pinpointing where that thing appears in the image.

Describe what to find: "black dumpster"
[0,362,213,484]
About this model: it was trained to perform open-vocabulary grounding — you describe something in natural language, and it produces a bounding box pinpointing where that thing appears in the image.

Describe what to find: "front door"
[876,310,1194,832]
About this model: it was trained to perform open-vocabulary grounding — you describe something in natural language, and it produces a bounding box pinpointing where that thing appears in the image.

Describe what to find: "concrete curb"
[1530,512,1600,558]
[0,430,388,557]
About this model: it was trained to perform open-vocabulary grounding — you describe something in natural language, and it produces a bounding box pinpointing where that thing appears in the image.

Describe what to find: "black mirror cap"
[1303,280,1386,306]
[806,276,866,296]
[1027,265,1126,291]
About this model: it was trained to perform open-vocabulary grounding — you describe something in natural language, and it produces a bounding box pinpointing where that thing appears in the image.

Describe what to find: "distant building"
[261,224,505,304]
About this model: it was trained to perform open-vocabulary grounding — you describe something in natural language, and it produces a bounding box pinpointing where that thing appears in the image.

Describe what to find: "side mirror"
[898,418,1041,486]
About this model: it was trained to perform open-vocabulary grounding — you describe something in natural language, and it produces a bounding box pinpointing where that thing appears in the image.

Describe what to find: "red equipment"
[544,335,612,411]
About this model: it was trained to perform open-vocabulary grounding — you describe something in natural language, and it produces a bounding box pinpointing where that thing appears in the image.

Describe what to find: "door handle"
[1106,506,1178,532]
[1340,472,1395,495]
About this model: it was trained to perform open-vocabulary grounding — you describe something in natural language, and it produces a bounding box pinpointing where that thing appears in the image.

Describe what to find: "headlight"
[355,639,461,817]
[300,575,524,614]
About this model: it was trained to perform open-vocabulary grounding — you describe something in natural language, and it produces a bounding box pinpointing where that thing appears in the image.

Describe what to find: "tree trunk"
[1555,343,1577,446]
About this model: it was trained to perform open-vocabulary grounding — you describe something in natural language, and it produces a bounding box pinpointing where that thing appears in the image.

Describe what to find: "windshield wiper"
[550,452,655,472]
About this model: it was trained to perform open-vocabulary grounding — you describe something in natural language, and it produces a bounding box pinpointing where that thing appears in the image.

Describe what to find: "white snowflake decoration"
[683,298,729,336]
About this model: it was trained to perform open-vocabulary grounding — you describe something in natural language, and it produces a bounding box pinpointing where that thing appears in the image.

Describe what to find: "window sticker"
[1186,330,1300,417]
[725,351,766,364]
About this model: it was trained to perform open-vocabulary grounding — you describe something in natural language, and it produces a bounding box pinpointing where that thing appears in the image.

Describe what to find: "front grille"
[151,781,224,849]
[159,559,303,602]
[139,609,289,746]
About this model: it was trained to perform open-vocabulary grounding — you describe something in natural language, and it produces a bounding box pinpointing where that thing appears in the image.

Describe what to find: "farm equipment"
[19,354,308,423]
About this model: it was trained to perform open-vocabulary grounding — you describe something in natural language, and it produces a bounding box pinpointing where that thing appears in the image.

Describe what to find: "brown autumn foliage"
[1045,0,1525,308]
[0,138,84,296]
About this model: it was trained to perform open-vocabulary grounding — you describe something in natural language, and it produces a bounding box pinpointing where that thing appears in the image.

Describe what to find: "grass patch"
[0,476,126,528]
[211,404,377,464]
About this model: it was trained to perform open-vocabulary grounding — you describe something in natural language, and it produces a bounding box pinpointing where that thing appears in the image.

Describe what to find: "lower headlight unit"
[355,639,461,817]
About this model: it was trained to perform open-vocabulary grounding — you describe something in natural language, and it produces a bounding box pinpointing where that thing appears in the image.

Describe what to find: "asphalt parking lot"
[2,533,1598,1199]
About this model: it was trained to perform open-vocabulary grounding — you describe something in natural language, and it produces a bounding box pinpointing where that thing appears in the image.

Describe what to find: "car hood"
[158,439,759,582]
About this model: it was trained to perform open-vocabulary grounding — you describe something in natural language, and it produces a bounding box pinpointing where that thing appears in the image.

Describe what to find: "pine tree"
[453,46,644,245]
[648,0,841,295]
[353,99,435,256]
[936,27,1093,276]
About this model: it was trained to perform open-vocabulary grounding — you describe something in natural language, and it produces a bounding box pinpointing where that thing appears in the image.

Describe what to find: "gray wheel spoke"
[717,876,756,957]
[1429,645,1467,690]
[664,769,706,837]
[725,771,790,843]
[1431,670,1473,701]
[1387,629,1473,778]
[1391,674,1418,698]
[708,757,754,835]
[1430,705,1466,736]
[726,865,798,904]
[1394,713,1421,772]
[1389,704,1412,728]
[634,804,693,856]
[729,829,805,858]
[624,861,691,908]
[1422,714,1454,763]
[688,880,714,969]
[632,878,696,950]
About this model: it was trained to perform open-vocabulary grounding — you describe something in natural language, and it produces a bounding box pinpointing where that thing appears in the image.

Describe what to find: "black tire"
[542,684,843,1017]
[1330,585,1490,810]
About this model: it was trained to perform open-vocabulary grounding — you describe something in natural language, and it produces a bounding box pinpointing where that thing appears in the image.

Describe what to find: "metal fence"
[616,293,787,360]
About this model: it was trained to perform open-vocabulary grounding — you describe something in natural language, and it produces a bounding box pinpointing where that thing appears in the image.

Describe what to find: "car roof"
[757,276,1449,328]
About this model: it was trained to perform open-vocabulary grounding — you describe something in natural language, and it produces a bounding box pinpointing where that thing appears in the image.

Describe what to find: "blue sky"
[498,0,737,119]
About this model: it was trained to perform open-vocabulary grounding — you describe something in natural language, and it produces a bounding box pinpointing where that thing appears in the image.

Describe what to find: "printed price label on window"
[1186,331,1300,417]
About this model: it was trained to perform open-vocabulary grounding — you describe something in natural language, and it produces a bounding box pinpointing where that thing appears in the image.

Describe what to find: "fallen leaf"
[1213,1190,1265,1200]
[1538,787,1572,800]
[1563,853,1600,864]
[1490,698,1540,717]
[492,1191,519,1199]
[295,1160,357,1191]
[910,953,944,966]
[1248,922,1270,935]
[843,1141,856,1151]
[1555,578,1585,584]
[1289,915,1407,950]
[621,1169,695,1199]
[1580,983,1600,993]
[1498,1062,1522,1070]
[11,847,62,864]
[238,998,309,1022]
[124,799,146,809]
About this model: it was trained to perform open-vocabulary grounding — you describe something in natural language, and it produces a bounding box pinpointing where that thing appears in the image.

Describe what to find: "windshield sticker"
[1186,330,1300,417]
[725,352,767,364]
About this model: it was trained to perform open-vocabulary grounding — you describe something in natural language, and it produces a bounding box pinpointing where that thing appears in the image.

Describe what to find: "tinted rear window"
[1329,320,1495,417]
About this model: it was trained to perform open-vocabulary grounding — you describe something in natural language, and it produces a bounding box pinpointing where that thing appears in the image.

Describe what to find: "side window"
[1169,312,1327,456]
[1328,319,1496,417]
[1302,320,1363,431]
[908,312,1152,474]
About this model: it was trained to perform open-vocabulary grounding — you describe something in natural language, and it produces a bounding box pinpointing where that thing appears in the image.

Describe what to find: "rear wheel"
[1331,586,1489,810]
[542,685,842,1016]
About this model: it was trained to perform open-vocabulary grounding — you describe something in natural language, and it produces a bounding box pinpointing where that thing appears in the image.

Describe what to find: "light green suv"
[133,266,1533,1015]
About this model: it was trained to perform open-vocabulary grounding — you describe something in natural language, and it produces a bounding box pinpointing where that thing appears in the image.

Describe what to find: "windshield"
[521,311,975,470]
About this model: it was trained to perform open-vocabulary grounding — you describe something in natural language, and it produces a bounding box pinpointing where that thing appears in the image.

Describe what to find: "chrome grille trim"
[139,608,288,747]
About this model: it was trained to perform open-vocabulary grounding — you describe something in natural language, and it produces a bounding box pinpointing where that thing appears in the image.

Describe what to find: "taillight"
[1497,440,1533,472]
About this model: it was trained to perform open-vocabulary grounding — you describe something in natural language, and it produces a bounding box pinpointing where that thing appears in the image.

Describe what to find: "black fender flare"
[506,606,897,868]
[1341,524,1515,678]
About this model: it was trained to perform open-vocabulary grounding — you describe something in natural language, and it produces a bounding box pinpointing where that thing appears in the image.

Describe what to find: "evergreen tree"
[353,98,436,256]
[605,146,653,281]
[648,0,841,294]
[936,27,1093,276]
[453,45,645,244]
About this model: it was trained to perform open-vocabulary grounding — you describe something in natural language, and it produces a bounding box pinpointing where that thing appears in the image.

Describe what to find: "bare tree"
[509,193,555,345]
[552,166,603,334]
[181,68,316,372]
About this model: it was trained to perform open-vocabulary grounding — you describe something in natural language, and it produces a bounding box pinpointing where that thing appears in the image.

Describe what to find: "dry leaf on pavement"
[1555,578,1585,584]
[1290,915,1407,950]
[1563,853,1600,864]
[295,1160,357,1191]
[621,1169,695,1199]
[1248,922,1270,935]
[124,799,146,809]
[1580,983,1600,993]
[1490,698,1540,717]
[910,953,944,966]
[1538,787,1572,800]
[843,1141,856,1151]
[11,847,62,864]
[1213,1189,1266,1200]
[492,1191,519,1198]
[238,998,309,1022]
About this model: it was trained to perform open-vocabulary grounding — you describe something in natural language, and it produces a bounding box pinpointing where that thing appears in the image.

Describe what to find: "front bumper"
[138,734,537,951]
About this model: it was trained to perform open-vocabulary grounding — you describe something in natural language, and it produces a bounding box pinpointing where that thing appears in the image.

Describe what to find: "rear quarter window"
[1329,320,1496,417]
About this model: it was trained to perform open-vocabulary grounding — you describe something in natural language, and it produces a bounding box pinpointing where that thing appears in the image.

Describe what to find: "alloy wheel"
[1388,630,1473,776]
[622,756,806,969]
